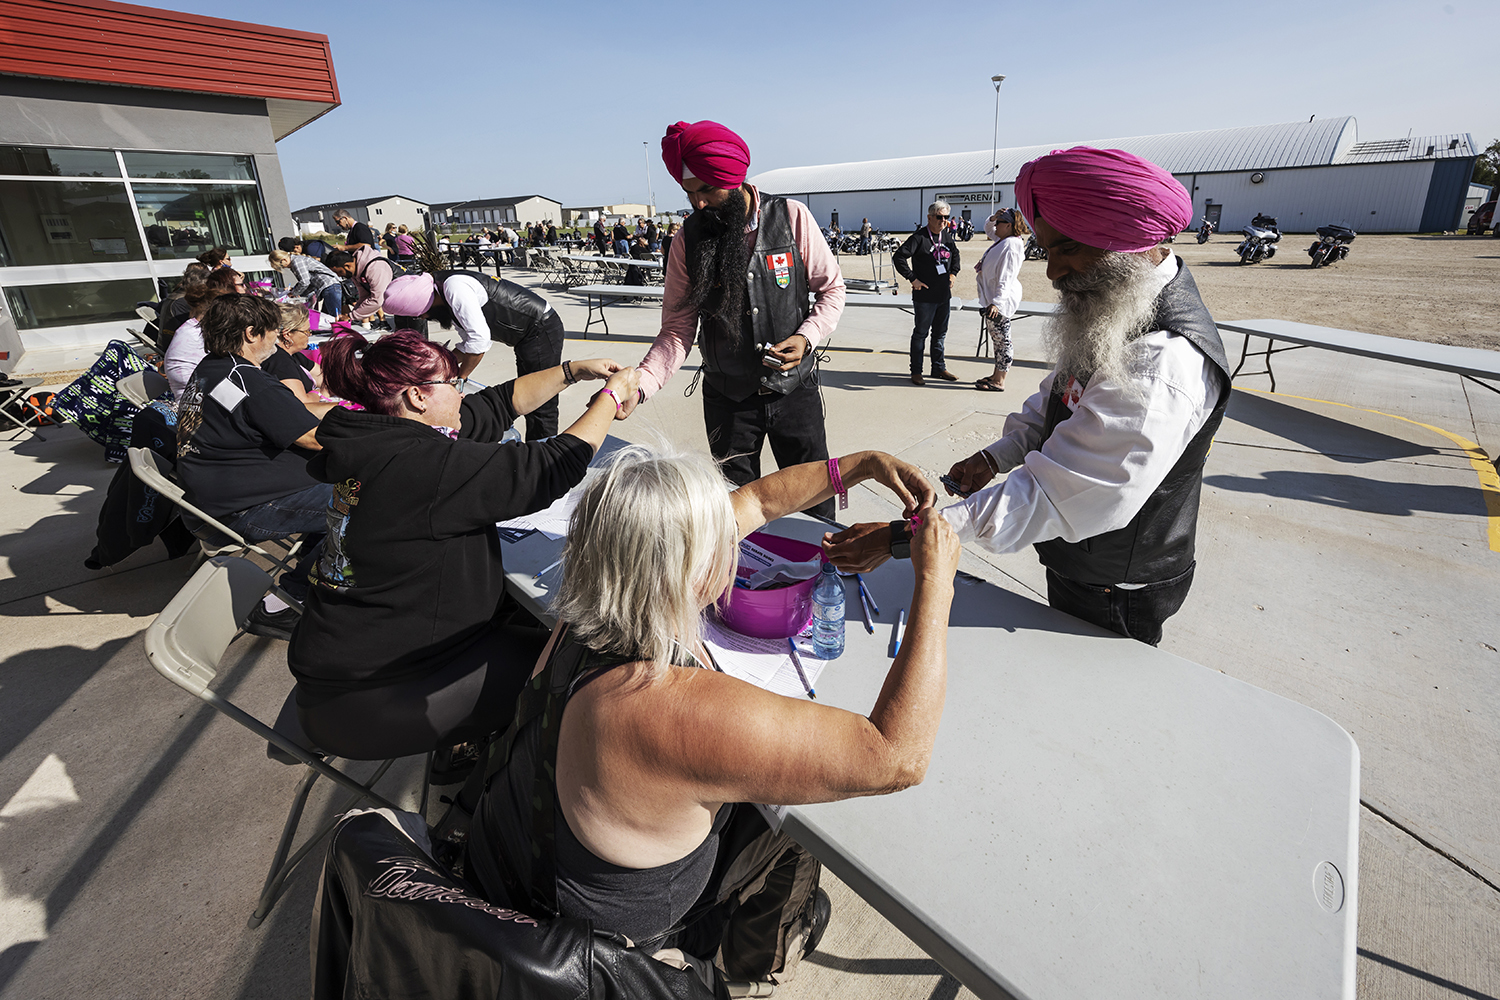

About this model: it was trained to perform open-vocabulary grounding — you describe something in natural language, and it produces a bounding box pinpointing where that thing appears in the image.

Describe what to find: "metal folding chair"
[145,556,402,927]
[126,446,306,608]
[116,370,171,409]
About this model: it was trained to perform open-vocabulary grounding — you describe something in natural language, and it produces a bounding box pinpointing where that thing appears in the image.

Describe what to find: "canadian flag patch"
[767,252,792,288]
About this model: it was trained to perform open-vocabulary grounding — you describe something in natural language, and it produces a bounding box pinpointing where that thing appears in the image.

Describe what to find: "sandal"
[974,377,1005,392]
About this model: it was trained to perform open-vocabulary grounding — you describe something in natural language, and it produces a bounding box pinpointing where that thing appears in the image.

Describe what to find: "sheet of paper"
[701,617,829,696]
[496,485,583,540]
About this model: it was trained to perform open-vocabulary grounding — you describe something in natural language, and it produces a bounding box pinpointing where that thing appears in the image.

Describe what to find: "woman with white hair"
[470,446,956,979]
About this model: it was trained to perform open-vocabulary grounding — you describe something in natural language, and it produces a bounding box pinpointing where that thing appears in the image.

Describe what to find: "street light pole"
[990,75,1006,216]
[643,141,656,218]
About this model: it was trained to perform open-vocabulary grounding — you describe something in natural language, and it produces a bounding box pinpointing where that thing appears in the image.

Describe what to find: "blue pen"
[855,573,881,615]
[786,637,816,700]
[893,608,907,656]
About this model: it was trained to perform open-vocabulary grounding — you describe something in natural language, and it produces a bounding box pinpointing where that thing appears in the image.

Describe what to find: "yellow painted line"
[1239,386,1500,553]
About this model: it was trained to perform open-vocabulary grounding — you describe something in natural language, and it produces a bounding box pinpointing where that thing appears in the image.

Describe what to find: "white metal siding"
[367,196,427,232]
[1193,161,1435,234]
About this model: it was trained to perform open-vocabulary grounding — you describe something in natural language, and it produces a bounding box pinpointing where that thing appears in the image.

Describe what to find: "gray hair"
[333,209,354,221]
[1044,251,1162,397]
[927,199,951,217]
[550,443,739,676]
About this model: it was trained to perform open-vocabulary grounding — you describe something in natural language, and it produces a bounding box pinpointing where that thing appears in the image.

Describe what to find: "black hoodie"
[287,382,591,695]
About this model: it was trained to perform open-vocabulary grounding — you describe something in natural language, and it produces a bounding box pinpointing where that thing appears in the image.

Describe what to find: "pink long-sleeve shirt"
[637,188,845,399]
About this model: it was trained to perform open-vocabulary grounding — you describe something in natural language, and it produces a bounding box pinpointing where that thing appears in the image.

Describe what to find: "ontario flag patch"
[767,252,792,288]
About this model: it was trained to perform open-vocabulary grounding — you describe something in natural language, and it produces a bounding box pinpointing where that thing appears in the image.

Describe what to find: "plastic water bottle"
[811,563,846,660]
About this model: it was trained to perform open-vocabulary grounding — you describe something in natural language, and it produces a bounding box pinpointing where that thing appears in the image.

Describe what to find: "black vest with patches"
[680,196,813,401]
[434,270,548,346]
[1033,264,1231,586]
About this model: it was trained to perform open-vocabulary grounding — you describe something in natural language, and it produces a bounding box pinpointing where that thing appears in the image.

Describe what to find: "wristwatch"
[888,520,911,560]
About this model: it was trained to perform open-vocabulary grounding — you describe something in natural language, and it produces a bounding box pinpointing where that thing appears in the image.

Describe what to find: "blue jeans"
[317,284,343,316]
[911,299,951,375]
[221,482,333,601]
[614,239,630,257]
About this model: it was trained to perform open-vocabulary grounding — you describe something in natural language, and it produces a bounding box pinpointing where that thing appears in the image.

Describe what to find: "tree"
[1473,138,1500,189]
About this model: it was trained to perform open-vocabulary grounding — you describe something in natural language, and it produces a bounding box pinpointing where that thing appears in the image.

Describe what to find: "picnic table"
[498,500,1360,1000]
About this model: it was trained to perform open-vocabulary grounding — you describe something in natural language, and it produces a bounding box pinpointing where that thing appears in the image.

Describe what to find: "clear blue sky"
[147,0,1497,212]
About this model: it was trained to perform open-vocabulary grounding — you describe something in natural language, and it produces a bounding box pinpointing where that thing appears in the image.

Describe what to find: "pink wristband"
[828,457,847,511]
[601,388,622,410]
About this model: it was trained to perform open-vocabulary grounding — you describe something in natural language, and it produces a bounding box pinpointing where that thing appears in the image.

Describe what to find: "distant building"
[563,204,657,225]
[429,195,564,230]
[1462,182,1492,222]
[291,196,429,236]
[0,0,339,374]
[750,117,1478,235]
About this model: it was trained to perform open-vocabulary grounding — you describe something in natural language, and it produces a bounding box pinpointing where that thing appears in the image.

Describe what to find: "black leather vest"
[680,196,814,401]
[1033,264,1231,586]
[435,270,549,346]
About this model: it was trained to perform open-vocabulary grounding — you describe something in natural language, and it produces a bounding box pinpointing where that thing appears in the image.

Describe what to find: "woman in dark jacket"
[287,330,640,759]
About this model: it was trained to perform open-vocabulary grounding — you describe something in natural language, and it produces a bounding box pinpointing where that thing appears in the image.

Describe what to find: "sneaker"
[801,887,832,959]
[930,369,959,382]
[910,373,925,386]
[245,604,300,642]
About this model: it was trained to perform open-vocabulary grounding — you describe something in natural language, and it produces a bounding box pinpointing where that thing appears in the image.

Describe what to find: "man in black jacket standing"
[893,200,961,385]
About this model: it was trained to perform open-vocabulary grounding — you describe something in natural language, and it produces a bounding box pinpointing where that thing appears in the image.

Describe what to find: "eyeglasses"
[414,377,468,392]
[930,214,950,220]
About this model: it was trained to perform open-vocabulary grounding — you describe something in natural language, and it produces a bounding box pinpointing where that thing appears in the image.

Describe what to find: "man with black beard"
[626,120,846,516]
[824,147,1228,645]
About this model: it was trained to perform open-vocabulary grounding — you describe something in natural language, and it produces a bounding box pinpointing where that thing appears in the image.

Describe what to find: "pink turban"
[661,120,751,190]
[383,274,437,316]
[1015,146,1193,253]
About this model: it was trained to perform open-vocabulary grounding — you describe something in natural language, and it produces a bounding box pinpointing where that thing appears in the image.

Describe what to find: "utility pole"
[643,141,656,218]
[990,75,1006,215]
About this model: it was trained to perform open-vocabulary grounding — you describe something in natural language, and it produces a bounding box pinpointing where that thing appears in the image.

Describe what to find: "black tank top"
[471,633,727,946]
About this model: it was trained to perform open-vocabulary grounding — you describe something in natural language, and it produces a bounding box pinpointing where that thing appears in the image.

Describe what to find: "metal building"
[750,117,1478,237]
[292,196,430,237]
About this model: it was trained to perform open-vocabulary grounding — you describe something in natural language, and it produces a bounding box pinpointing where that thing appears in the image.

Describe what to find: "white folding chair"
[144,556,401,927]
[126,446,306,608]
[116,370,171,409]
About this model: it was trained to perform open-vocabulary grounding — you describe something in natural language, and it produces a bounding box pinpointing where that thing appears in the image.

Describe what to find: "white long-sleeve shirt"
[164,318,205,399]
[440,274,553,355]
[942,255,1224,582]
[975,235,1023,317]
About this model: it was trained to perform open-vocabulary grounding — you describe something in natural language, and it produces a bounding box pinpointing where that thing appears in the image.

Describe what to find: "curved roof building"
[750,117,1477,237]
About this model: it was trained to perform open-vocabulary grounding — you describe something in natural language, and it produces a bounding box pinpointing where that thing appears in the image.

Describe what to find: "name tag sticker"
[211,378,248,412]
[934,263,947,275]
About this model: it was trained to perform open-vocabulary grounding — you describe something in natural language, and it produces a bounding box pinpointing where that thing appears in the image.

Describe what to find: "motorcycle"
[1023,234,1048,261]
[1307,225,1355,267]
[1234,214,1281,264]
[1196,219,1214,244]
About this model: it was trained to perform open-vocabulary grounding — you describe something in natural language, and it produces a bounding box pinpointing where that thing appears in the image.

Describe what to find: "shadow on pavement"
[1204,470,1488,517]
[0,637,135,763]
[1223,391,1444,463]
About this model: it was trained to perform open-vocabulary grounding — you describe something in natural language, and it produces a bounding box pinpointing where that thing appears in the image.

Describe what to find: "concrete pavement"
[0,268,1496,998]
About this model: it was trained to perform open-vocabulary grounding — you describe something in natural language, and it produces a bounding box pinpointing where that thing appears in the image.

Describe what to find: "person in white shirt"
[973,207,1027,392]
[825,146,1230,645]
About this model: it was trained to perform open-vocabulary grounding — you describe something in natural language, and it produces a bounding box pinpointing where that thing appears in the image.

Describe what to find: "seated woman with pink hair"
[287,330,640,761]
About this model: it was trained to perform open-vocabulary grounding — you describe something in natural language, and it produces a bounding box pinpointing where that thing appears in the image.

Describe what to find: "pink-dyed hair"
[318,329,458,416]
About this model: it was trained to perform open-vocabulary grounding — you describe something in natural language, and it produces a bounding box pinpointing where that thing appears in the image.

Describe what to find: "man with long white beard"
[825,146,1230,645]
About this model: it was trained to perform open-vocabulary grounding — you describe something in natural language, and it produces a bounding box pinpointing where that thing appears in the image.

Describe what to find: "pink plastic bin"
[717,532,824,639]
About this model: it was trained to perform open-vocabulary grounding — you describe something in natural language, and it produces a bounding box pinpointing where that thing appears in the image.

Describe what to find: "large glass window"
[121,151,255,181]
[0,180,145,266]
[133,184,268,260]
[0,145,120,178]
[4,278,156,330]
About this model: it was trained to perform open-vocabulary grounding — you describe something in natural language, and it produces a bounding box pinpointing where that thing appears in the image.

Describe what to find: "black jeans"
[702,377,833,519]
[512,311,566,440]
[1044,563,1197,647]
[297,602,549,759]
[910,299,951,375]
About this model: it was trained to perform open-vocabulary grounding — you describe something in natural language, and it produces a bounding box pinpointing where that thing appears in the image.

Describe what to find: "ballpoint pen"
[855,581,875,634]
[855,573,881,616]
[533,556,564,580]
[786,637,816,700]
[893,608,907,656]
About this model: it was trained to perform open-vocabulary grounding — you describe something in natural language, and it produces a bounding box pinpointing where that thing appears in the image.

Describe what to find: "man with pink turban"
[626,119,846,516]
[826,147,1231,646]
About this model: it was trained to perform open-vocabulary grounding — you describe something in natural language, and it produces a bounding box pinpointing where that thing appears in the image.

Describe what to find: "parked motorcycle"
[1234,214,1281,264]
[1024,234,1048,261]
[1196,219,1214,244]
[1306,225,1355,267]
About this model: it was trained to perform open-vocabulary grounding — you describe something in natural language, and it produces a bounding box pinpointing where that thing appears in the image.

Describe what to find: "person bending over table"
[175,294,337,639]
[468,445,952,984]
[287,330,639,762]
[381,271,566,440]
